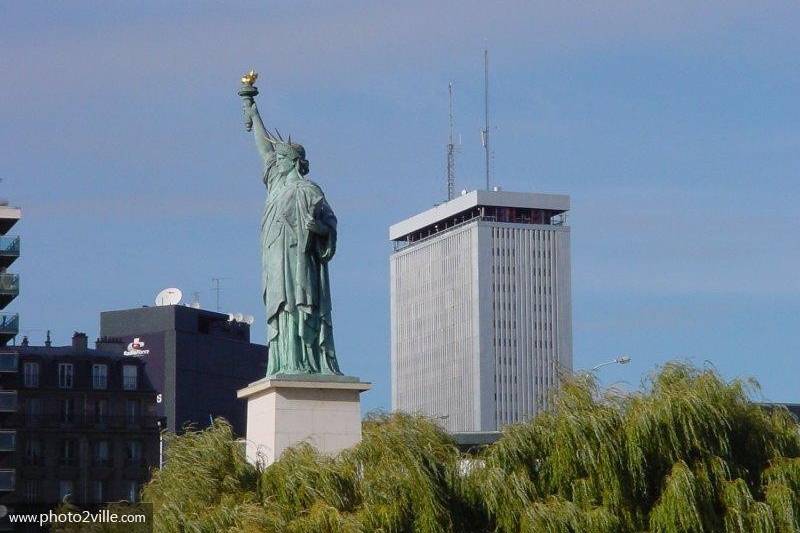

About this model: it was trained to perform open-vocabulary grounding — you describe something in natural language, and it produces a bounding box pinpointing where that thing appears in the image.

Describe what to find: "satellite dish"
[245,315,255,325]
[227,313,235,322]
[234,313,244,322]
[155,288,183,306]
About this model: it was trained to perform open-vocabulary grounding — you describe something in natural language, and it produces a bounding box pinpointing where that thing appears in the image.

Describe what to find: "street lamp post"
[591,355,631,372]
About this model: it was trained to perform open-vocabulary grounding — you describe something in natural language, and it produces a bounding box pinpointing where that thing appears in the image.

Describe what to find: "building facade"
[0,201,21,505]
[0,333,160,510]
[390,189,572,432]
[99,305,267,436]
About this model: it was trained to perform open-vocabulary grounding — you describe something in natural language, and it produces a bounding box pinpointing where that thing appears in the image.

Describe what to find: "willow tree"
[463,363,800,532]
[58,363,800,533]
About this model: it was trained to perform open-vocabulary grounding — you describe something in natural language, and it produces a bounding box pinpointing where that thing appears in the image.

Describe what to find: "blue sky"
[2,2,798,412]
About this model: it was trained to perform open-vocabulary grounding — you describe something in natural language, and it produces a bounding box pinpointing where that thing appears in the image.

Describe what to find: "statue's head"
[275,141,309,176]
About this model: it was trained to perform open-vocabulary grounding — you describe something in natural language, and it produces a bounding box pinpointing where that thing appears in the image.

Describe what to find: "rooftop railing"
[393,211,568,252]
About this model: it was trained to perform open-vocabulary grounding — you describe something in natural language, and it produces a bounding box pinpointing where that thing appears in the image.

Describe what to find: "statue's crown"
[266,129,305,160]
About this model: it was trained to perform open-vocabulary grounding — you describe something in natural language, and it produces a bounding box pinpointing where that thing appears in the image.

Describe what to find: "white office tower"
[390,189,572,432]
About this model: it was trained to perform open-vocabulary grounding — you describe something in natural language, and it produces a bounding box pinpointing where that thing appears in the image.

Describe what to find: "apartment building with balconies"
[0,201,20,511]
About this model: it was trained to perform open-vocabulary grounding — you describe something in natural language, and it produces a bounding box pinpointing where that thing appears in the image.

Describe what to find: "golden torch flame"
[241,69,258,86]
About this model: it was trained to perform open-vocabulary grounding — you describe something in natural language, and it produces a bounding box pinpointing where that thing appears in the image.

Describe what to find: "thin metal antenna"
[211,278,229,311]
[481,48,490,190]
[446,82,458,201]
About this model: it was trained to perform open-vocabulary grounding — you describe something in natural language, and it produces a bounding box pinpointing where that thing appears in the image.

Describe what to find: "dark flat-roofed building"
[0,333,160,510]
[99,305,267,436]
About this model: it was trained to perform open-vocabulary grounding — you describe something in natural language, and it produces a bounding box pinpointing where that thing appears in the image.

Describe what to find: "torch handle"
[239,83,259,132]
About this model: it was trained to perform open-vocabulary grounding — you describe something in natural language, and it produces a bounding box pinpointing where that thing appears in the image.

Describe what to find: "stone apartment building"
[0,333,160,508]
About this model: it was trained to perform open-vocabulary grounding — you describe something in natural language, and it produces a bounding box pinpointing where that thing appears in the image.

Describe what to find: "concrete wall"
[482,221,572,427]
[391,223,480,431]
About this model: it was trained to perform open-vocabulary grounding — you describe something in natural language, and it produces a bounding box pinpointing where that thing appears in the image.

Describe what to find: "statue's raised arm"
[239,70,274,165]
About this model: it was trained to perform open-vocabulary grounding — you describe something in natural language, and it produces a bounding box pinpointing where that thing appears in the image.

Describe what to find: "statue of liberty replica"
[239,70,342,377]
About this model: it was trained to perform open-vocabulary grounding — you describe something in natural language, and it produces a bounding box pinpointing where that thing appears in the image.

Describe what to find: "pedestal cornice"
[237,375,372,398]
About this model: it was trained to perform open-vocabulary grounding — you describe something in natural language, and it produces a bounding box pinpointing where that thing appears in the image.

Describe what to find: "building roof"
[0,205,21,234]
[4,343,133,361]
[100,304,253,342]
[452,431,502,452]
[0,205,21,219]
[389,189,570,241]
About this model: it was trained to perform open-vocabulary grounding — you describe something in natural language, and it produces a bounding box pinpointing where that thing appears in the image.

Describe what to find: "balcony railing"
[0,469,14,491]
[0,391,17,412]
[8,414,160,429]
[0,431,15,451]
[0,352,17,372]
[0,314,18,335]
[59,456,77,467]
[0,274,19,295]
[0,237,19,256]
[0,236,20,271]
[23,454,43,466]
[92,376,108,390]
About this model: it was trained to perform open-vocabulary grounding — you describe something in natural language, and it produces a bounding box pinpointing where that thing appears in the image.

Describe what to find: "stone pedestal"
[237,374,371,466]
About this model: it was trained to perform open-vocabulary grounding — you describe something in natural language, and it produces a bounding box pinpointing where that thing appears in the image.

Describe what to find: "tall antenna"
[481,48,490,190]
[446,82,457,201]
[211,277,228,311]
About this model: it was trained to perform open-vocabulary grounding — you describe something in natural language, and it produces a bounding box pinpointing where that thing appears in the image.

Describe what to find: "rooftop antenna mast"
[211,277,229,312]
[481,48,491,190]
[446,82,458,201]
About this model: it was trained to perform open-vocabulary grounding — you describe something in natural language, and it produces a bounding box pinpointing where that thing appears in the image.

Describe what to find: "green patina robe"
[261,154,340,375]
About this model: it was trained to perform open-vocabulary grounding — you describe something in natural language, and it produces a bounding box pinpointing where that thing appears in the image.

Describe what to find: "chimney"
[72,331,88,352]
[45,330,52,347]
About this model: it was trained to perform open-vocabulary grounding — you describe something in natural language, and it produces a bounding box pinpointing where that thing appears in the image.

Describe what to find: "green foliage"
[68,363,800,532]
[142,418,261,532]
